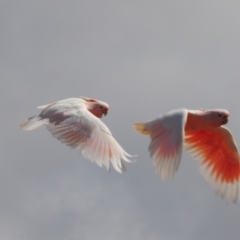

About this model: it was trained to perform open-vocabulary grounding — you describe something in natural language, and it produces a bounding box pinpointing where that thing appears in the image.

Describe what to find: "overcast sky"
[2,1,240,239]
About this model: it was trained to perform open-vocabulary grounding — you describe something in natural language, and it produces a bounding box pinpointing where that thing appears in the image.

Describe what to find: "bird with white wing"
[20,96,133,173]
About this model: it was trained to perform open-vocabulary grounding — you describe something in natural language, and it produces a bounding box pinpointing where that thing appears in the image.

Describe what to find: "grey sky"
[2,1,240,239]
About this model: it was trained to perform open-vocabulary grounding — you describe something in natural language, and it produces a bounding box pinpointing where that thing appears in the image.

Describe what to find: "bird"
[20,96,133,173]
[134,108,240,203]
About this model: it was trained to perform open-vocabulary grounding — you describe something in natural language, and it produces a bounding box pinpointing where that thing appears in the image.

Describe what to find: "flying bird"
[20,96,133,173]
[134,108,240,203]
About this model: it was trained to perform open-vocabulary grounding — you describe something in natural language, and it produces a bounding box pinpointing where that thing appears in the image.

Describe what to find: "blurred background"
[1,1,240,239]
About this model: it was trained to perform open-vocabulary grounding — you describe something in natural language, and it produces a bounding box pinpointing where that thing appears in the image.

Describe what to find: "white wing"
[145,109,188,179]
[21,97,132,173]
[44,104,132,173]
[20,98,86,130]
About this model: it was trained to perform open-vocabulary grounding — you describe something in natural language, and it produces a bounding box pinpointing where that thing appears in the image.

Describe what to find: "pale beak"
[103,109,108,116]
[222,117,228,125]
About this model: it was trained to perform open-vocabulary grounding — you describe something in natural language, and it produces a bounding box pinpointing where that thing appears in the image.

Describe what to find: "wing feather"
[139,109,188,179]
[46,107,133,173]
[185,127,240,203]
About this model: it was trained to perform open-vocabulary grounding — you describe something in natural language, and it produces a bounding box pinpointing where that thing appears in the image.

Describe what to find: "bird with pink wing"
[134,108,240,203]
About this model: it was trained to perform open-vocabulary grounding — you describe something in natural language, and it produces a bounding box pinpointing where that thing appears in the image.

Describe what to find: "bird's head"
[82,96,109,118]
[204,109,229,127]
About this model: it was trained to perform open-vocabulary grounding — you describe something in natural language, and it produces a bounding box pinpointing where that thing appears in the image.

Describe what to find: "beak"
[103,109,108,116]
[222,117,228,125]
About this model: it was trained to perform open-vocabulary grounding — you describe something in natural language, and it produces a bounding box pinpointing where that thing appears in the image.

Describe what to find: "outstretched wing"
[46,107,132,173]
[185,126,240,203]
[135,109,188,179]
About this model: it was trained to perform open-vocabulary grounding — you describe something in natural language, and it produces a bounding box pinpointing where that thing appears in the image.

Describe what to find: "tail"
[133,123,150,135]
[20,116,44,131]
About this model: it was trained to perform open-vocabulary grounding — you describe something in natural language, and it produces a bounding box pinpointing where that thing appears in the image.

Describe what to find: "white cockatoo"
[20,96,133,173]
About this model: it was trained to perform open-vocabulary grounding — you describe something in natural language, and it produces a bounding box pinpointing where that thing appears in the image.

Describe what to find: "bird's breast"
[185,111,210,132]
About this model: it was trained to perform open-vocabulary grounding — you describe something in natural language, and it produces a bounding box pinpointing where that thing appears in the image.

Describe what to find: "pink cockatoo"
[134,108,240,203]
[20,96,133,173]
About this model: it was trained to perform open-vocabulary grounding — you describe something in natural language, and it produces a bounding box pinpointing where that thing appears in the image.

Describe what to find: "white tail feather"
[20,116,44,131]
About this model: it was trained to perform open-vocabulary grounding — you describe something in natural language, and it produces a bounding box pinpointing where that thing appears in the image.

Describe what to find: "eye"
[218,114,222,117]
[100,106,103,109]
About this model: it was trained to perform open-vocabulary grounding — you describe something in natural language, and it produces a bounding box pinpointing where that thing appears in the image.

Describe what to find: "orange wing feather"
[185,127,240,202]
[185,127,240,183]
